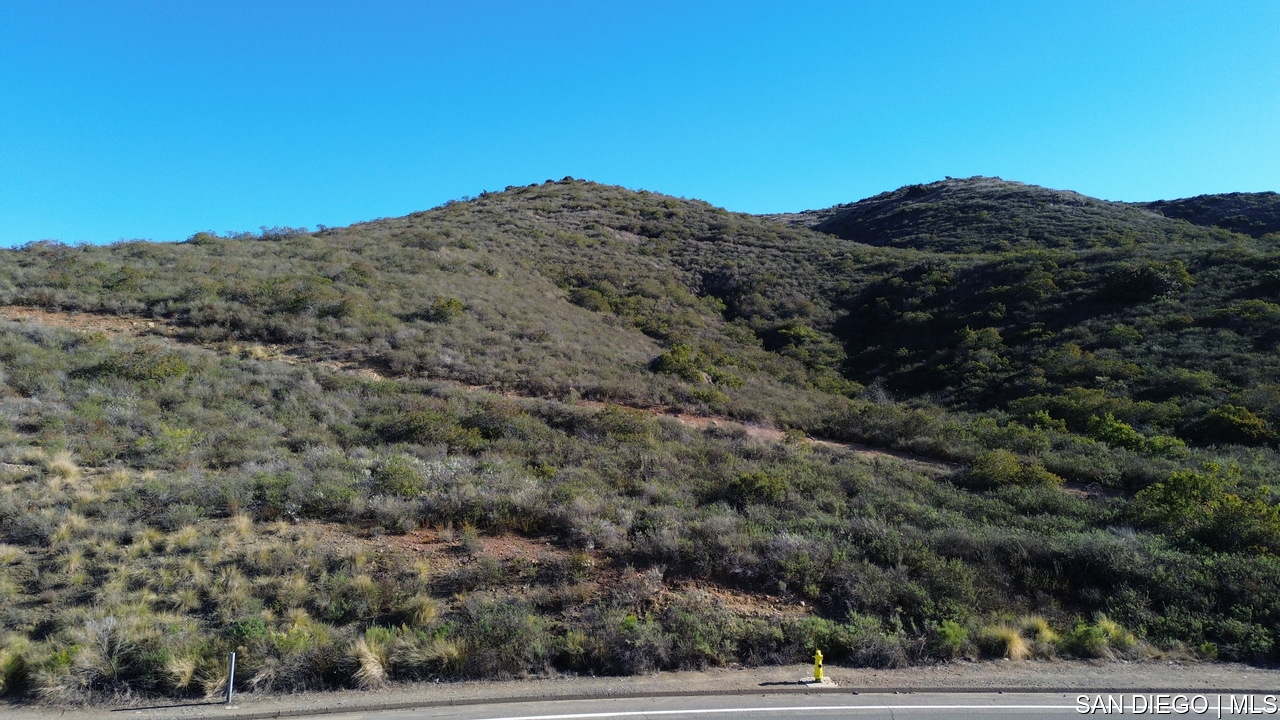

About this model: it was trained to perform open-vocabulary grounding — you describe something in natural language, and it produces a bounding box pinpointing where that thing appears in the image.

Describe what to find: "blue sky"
[1,1,1277,246]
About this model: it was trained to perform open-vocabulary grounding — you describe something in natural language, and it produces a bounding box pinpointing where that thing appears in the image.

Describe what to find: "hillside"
[1139,192,1280,239]
[2,178,1280,703]
[761,178,1280,482]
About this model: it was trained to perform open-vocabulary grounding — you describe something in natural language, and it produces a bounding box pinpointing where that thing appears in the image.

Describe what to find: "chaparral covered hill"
[1139,191,1280,239]
[1,177,1280,703]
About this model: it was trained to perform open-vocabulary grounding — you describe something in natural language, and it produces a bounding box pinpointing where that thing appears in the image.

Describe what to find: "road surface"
[294,692,1280,720]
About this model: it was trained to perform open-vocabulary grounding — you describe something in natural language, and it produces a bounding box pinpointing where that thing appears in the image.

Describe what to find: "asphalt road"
[303,692,1280,720]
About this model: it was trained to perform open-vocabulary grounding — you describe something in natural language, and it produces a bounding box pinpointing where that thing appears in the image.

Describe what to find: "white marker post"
[225,651,236,706]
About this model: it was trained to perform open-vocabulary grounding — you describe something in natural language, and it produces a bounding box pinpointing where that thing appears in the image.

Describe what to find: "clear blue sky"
[1,1,1276,246]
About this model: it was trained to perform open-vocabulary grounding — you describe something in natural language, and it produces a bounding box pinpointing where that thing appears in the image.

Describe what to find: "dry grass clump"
[399,596,440,629]
[1095,615,1137,650]
[978,623,1031,660]
[42,450,81,481]
[0,634,32,697]
[199,665,230,701]
[1020,614,1060,656]
[167,586,202,613]
[341,625,462,688]
[232,343,278,361]
[126,528,164,558]
[350,635,389,689]
[175,555,211,587]
[163,652,199,691]
[0,544,23,565]
[166,524,203,553]
[221,513,255,544]
[272,573,310,610]
[12,445,47,466]
[245,609,338,693]
[406,558,432,588]
[50,511,90,546]
[212,567,251,622]
[69,486,100,508]
[56,548,85,574]
[33,612,189,700]
[247,541,300,576]
[0,576,20,605]
[341,545,374,574]
[389,633,460,678]
[91,468,132,492]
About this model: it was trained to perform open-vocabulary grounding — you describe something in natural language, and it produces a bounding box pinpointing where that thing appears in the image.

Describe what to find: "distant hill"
[775,176,1238,253]
[1139,192,1280,239]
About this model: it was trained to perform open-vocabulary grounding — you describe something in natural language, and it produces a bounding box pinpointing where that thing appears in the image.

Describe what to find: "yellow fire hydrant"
[813,649,823,682]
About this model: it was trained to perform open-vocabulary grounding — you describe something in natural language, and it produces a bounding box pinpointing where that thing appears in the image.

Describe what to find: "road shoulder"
[5,659,1280,720]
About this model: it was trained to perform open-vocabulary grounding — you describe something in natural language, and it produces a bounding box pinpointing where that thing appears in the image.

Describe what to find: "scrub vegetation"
[1,176,1279,702]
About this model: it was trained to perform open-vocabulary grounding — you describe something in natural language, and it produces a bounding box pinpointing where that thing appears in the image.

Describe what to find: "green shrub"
[660,594,737,669]
[1213,619,1276,661]
[727,471,787,505]
[371,455,426,498]
[569,288,612,313]
[1132,462,1280,552]
[373,409,484,450]
[1086,413,1144,450]
[251,472,294,520]
[1061,622,1108,657]
[1101,259,1194,302]
[584,610,672,675]
[226,617,269,646]
[968,450,1022,486]
[456,596,551,678]
[651,344,710,383]
[421,296,464,322]
[1194,405,1277,446]
[1060,616,1135,658]
[967,450,1061,488]
[928,620,969,659]
[1216,299,1280,324]
[1144,434,1189,459]
[89,348,190,383]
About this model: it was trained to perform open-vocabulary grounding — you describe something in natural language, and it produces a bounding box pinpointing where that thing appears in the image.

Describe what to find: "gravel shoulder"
[6,660,1280,720]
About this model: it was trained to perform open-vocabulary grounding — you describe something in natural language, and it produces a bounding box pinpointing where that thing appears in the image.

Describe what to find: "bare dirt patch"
[0,306,175,336]
[670,580,812,620]
[294,521,611,588]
